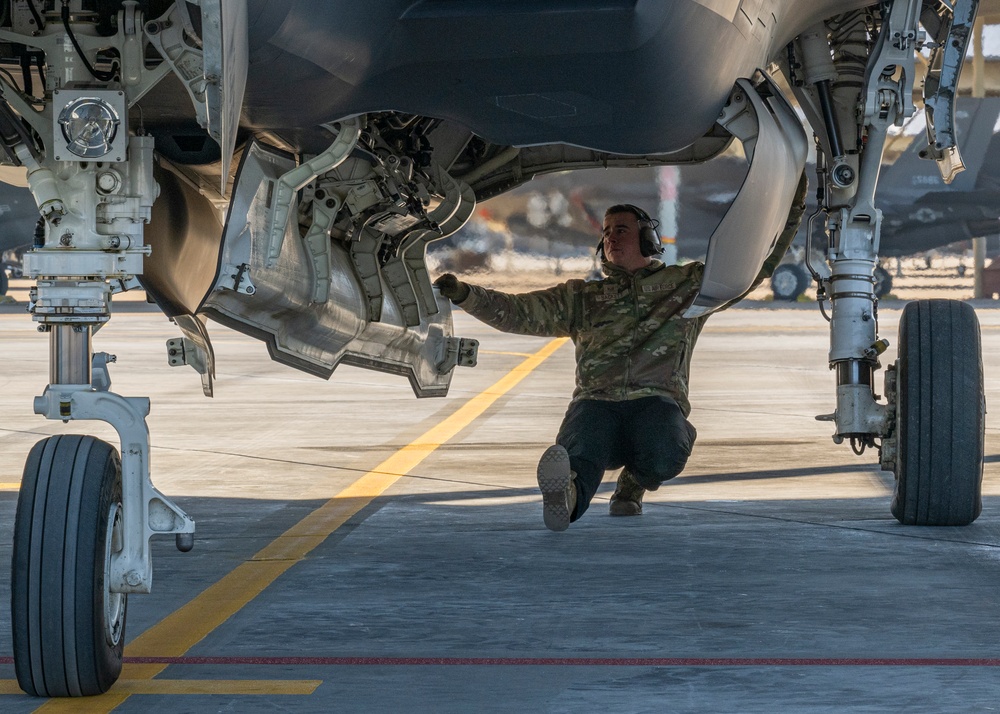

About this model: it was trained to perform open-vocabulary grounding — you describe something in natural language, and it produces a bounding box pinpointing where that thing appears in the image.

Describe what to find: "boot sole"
[537,445,572,532]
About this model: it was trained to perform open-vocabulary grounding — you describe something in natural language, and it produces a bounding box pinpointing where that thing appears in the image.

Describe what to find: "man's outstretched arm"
[433,274,578,337]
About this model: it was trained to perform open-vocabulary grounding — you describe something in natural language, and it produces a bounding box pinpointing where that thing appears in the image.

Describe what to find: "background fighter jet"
[0,176,39,294]
[0,0,996,699]
[451,97,1000,299]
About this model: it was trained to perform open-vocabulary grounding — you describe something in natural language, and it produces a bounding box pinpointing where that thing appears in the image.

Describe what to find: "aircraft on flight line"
[0,0,992,699]
[462,96,1000,300]
[0,179,39,294]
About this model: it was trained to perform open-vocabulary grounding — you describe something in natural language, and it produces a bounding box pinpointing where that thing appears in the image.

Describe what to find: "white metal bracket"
[166,337,208,374]
[92,352,117,392]
[168,313,216,397]
[265,118,362,266]
[404,178,476,316]
[145,5,211,138]
[219,262,256,295]
[109,276,143,295]
[862,0,920,126]
[923,0,980,183]
[33,386,195,594]
[382,163,468,325]
[438,337,479,373]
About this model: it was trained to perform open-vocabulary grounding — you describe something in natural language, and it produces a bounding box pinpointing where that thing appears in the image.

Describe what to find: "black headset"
[596,204,663,258]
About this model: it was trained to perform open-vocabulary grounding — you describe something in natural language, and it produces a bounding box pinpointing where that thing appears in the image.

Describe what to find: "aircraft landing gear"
[884,300,985,525]
[0,4,198,695]
[12,435,126,697]
[789,0,984,525]
[10,323,195,698]
[771,262,810,301]
[873,265,892,299]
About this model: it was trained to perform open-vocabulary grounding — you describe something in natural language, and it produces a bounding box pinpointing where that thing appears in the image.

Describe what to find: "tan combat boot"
[609,468,644,516]
[536,445,577,531]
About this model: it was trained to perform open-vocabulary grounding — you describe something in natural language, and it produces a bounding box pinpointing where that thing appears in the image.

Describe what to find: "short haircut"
[604,204,646,221]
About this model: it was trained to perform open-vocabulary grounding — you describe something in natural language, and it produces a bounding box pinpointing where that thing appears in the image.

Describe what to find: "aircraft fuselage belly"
[239,0,869,155]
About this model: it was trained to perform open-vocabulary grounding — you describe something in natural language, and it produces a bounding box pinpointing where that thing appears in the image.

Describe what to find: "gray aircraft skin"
[1,0,997,700]
[132,0,855,319]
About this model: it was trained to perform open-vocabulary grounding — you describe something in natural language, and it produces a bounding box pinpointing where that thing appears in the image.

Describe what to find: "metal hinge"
[166,337,209,376]
[109,276,143,295]
[221,263,256,295]
[438,337,479,373]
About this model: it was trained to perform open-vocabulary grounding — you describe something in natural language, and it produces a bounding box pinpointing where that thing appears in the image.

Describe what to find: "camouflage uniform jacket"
[457,200,804,416]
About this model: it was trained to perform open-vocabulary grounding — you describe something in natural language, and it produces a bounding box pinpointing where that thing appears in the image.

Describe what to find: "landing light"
[52,89,128,163]
[58,98,120,159]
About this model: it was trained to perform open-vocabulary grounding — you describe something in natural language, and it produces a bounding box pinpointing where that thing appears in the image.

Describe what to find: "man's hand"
[434,273,470,303]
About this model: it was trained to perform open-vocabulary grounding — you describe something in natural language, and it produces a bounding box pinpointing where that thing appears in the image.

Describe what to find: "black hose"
[19,53,32,97]
[816,285,832,323]
[61,1,116,82]
[816,80,843,159]
[33,51,45,90]
[26,0,44,32]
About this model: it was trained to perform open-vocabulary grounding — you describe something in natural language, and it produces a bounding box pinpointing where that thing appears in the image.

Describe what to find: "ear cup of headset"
[627,204,662,257]
[638,223,661,257]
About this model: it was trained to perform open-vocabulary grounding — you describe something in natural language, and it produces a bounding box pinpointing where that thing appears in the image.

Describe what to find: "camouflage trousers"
[555,396,697,521]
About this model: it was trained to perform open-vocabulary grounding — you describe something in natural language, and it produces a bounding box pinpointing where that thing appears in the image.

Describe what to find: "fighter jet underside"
[0,0,988,698]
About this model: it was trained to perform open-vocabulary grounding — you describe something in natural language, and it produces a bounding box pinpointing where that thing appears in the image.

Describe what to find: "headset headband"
[623,204,655,226]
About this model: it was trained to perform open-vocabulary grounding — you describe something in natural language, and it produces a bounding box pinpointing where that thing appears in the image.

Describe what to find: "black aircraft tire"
[0,269,8,295]
[874,265,892,298]
[12,435,127,697]
[771,263,809,301]
[890,300,984,526]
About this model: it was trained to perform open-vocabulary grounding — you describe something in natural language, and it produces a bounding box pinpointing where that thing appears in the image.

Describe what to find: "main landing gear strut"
[790,0,985,525]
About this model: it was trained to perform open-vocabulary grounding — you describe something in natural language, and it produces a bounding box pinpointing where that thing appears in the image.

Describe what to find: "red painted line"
[122,656,1000,667]
[4,655,1000,667]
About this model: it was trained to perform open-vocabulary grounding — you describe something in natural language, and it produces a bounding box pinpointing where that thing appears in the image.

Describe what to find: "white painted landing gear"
[790,0,985,525]
[0,2,195,696]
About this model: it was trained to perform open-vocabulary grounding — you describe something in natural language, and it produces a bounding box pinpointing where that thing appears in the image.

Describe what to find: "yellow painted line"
[1,679,320,696]
[114,679,321,694]
[0,483,21,490]
[37,693,126,713]
[34,337,568,713]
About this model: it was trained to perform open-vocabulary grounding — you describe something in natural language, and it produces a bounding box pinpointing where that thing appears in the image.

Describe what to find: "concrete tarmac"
[1,301,999,712]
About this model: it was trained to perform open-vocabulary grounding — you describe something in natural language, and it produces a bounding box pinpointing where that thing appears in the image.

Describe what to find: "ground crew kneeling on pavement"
[435,173,807,531]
